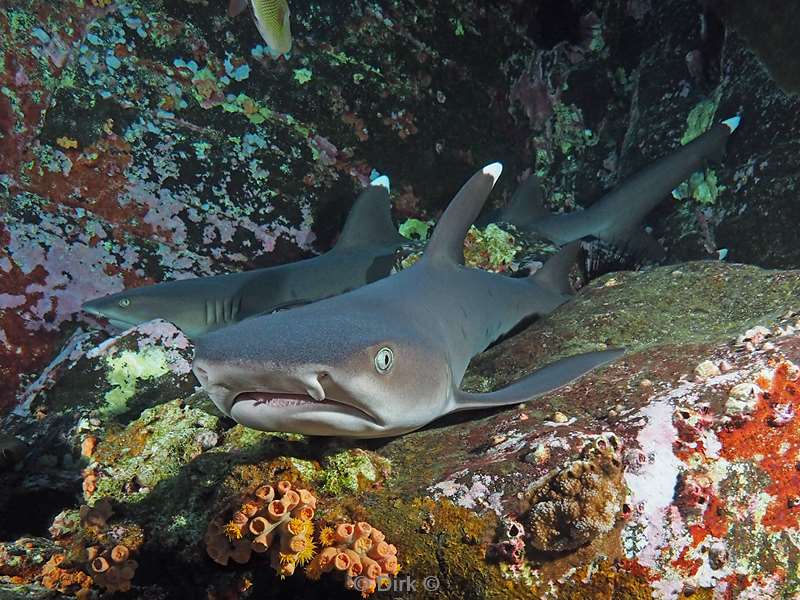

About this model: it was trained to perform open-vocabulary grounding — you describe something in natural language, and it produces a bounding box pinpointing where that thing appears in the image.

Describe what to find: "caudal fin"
[583,115,740,258]
[513,115,741,261]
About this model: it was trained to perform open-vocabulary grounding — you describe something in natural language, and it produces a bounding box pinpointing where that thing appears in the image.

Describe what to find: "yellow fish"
[229,0,292,57]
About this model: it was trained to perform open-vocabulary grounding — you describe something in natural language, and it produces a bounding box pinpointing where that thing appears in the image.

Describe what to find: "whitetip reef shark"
[192,163,626,438]
[82,177,405,339]
[83,115,739,341]
[493,116,741,260]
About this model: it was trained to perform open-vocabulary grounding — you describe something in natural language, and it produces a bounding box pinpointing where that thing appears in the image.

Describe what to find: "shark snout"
[192,354,330,414]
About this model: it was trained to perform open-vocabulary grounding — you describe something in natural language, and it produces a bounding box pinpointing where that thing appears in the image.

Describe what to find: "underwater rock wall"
[2,0,800,597]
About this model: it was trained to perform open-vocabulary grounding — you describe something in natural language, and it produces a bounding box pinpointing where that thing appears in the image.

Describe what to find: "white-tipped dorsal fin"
[334,179,405,249]
[424,163,502,265]
[371,175,390,192]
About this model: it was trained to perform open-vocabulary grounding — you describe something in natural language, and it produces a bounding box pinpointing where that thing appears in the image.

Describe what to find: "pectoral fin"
[451,349,624,411]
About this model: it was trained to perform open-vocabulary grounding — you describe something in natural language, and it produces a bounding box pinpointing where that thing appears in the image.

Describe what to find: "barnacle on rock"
[205,481,317,577]
[524,433,625,552]
[305,521,400,597]
[486,515,526,565]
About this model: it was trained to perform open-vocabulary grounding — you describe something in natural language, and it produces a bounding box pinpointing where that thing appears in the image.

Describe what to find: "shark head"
[82,288,163,331]
[82,278,242,339]
[192,297,453,437]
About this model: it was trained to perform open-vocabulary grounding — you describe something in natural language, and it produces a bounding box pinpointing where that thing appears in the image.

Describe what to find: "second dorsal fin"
[424,163,503,265]
[334,177,405,249]
[498,174,551,226]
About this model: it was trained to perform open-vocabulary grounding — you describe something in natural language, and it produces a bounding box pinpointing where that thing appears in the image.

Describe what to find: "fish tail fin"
[424,163,503,265]
[452,349,624,410]
[530,241,581,296]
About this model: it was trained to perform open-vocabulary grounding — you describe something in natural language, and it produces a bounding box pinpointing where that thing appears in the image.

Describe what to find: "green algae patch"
[103,348,170,416]
[673,168,724,205]
[219,424,304,451]
[92,400,220,503]
[464,223,520,272]
[398,223,519,271]
[681,97,720,145]
[320,448,391,495]
[399,218,432,240]
[293,68,313,84]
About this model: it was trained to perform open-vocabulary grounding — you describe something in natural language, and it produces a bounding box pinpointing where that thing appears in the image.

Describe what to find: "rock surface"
[2,0,800,412]
[3,261,800,598]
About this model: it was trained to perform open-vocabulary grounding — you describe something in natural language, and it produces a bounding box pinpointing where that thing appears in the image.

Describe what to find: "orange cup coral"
[205,480,317,577]
[306,521,400,598]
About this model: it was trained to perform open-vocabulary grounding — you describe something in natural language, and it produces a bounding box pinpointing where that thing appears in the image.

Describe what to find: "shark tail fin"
[452,349,624,411]
[425,163,503,265]
[531,241,581,296]
[498,174,550,226]
[536,115,741,263]
[334,177,405,249]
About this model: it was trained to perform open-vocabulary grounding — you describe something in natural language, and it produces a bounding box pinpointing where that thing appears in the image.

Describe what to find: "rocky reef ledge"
[3,260,800,599]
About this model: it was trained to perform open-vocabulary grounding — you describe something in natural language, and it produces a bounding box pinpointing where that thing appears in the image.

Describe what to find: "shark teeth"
[236,391,322,407]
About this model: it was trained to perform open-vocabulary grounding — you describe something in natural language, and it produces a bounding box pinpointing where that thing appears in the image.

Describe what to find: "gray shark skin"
[82,178,405,339]
[497,117,741,259]
[84,117,739,339]
[192,164,623,438]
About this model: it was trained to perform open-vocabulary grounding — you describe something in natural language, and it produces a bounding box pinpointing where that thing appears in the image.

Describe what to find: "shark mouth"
[231,391,375,421]
[234,391,329,408]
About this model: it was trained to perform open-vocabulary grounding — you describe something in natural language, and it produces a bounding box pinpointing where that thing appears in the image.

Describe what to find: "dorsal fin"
[334,177,405,249]
[498,174,550,226]
[531,242,580,295]
[424,163,503,264]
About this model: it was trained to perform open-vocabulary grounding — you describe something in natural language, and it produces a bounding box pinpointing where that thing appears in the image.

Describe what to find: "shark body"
[84,116,739,340]
[192,164,624,438]
[82,178,404,339]
[494,117,741,259]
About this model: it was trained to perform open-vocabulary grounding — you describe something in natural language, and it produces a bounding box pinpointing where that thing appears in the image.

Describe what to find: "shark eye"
[374,347,394,374]
[118,298,131,308]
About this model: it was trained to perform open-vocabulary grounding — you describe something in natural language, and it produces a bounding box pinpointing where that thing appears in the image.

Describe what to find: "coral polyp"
[205,481,317,577]
[305,521,400,597]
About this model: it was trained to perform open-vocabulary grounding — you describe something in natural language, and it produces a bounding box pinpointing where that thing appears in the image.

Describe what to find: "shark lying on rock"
[84,116,739,339]
[192,163,625,438]
[82,177,405,339]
